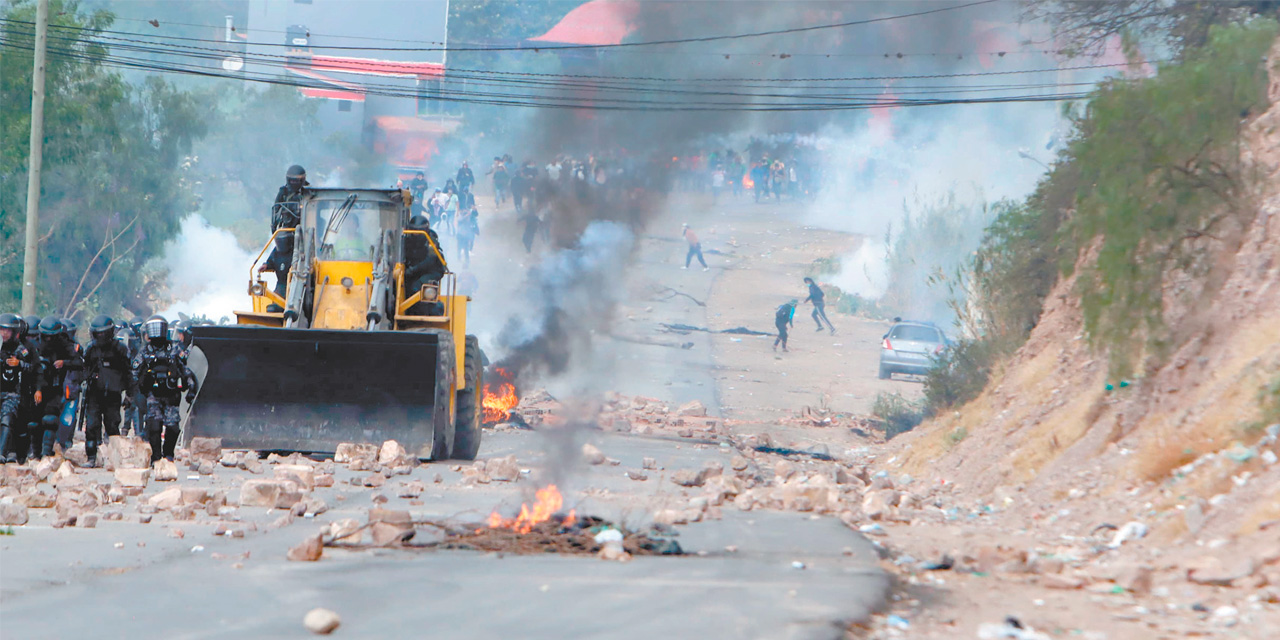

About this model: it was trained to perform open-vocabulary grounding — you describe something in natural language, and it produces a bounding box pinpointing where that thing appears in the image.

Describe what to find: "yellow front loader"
[187,188,482,460]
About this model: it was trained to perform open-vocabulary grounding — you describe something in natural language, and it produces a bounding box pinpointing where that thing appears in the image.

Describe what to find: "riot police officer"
[403,215,446,315]
[131,316,197,463]
[55,317,86,451]
[82,315,132,466]
[12,315,41,461]
[259,165,309,310]
[34,317,82,459]
[0,313,35,463]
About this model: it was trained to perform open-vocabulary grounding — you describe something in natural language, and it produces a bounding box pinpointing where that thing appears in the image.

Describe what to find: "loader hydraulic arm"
[366,229,394,329]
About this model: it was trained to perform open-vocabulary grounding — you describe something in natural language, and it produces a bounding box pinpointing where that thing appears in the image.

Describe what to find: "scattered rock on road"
[303,608,341,635]
[0,503,29,525]
[581,443,606,465]
[288,534,324,562]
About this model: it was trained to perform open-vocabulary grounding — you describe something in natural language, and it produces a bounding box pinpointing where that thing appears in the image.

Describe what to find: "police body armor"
[140,348,187,397]
[1,344,29,393]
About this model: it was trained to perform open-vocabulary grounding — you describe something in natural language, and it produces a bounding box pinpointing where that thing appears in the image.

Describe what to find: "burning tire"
[452,335,483,460]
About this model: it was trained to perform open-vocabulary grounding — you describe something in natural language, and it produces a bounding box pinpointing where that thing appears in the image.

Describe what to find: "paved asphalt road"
[1,206,888,639]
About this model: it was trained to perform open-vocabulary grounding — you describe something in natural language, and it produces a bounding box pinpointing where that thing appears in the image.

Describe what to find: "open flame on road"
[482,366,519,424]
[486,484,576,534]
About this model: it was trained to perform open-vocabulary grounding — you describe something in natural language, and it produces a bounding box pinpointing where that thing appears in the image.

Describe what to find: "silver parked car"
[878,321,947,379]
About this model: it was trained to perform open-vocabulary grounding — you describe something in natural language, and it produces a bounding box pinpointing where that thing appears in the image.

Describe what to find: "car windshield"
[890,325,942,342]
[314,200,391,262]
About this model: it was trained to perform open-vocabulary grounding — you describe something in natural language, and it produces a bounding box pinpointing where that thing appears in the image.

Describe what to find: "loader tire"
[430,330,456,461]
[452,335,483,461]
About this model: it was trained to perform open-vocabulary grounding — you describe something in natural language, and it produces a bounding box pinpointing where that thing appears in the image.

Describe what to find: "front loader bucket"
[187,325,456,459]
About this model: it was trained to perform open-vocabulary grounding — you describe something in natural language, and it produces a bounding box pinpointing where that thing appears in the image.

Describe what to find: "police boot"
[0,424,12,463]
[162,425,180,461]
[148,427,163,464]
[40,430,56,459]
[85,440,99,468]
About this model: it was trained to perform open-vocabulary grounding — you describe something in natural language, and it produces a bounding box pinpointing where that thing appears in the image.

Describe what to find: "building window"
[338,100,352,112]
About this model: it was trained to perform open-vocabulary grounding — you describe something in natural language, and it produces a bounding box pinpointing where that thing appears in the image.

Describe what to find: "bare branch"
[62,213,140,316]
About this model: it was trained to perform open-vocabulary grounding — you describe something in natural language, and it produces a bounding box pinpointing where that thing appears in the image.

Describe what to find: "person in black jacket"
[0,313,35,463]
[456,161,475,193]
[803,277,836,334]
[33,317,83,459]
[82,315,133,466]
[261,165,309,310]
[773,300,796,353]
[132,316,197,463]
[403,215,446,315]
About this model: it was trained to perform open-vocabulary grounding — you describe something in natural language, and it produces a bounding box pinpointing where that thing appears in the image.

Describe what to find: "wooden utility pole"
[21,0,49,315]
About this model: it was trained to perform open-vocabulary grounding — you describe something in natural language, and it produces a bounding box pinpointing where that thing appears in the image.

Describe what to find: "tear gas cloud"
[159,215,255,321]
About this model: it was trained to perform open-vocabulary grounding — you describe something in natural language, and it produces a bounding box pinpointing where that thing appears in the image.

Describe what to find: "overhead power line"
[6,0,1000,53]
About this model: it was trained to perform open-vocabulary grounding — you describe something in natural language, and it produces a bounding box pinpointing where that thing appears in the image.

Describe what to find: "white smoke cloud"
[158,215,256,321]
[828,238,891,299]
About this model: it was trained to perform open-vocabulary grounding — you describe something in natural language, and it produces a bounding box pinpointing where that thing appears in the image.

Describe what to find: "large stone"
[1187,556,1257,587]
[56,489,99,519]
[152,459,178,482]
[671,469,706,488]
[485,455,520,482]
[327,518,363,544]
[239,479,303,508]
[303,608,341,635]
[377,440,409,467]
[114,468,150,488]
[0,503,29,525]
[148,487,183,510]
[104,436,151,471]
[368,508,414,545]
[676,400,708,417]
[188,437,222,462]
[335,443,377,465]
[861,489,900,521]
[581,443,606,466]
[287,533,324,562]
[774,460,796,481]
[22,490,55,509]
[179,487,210,505]
[275,465,316,491]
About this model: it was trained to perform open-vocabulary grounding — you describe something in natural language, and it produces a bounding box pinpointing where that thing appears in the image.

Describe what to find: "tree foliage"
[1023,0,1280,56]
[1,0,205,317]
[1069,19,1275,376]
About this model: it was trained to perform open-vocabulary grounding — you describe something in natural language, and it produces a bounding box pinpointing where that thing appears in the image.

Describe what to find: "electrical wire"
[11,0,1001,53]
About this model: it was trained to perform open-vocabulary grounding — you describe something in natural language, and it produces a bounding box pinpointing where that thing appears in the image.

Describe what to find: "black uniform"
[132,341,197,462]
[403,217,446,315]
[1,333,35,462]
[82,336,133,462]
[266,182,307,302]
[35,333,83,458]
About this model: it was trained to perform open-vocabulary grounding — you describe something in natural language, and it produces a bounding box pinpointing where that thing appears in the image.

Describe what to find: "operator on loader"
[259,165,309,310]
[404,214,446,315]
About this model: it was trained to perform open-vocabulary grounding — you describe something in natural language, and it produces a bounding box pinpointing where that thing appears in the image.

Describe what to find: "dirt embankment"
[853,38,1280,640]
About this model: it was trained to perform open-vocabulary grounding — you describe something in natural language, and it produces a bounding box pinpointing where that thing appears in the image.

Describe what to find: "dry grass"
[1009,371,1108,482]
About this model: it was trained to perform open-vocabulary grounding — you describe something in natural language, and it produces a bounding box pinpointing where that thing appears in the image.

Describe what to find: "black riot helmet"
[22,315,40,338]
[408,214,430,231]
[129,317,144,336]
[90,315,116,342]
[285,164,308,190]
[0,312,20,343]
[38,316,65,338]
[62,317,78,339]
[143,315,169,345]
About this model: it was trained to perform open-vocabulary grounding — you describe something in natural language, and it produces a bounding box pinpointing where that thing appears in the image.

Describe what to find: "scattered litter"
[752,445,834,461]
[886,614,910,630]
[190,545,205,553]
[1108,521,1148,549]
[791,561,806,570]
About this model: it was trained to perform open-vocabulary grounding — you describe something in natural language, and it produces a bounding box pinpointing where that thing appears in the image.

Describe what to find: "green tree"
[1,0,206,317]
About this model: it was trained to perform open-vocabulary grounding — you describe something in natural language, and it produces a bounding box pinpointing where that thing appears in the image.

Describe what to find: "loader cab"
[240,188,467,339]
